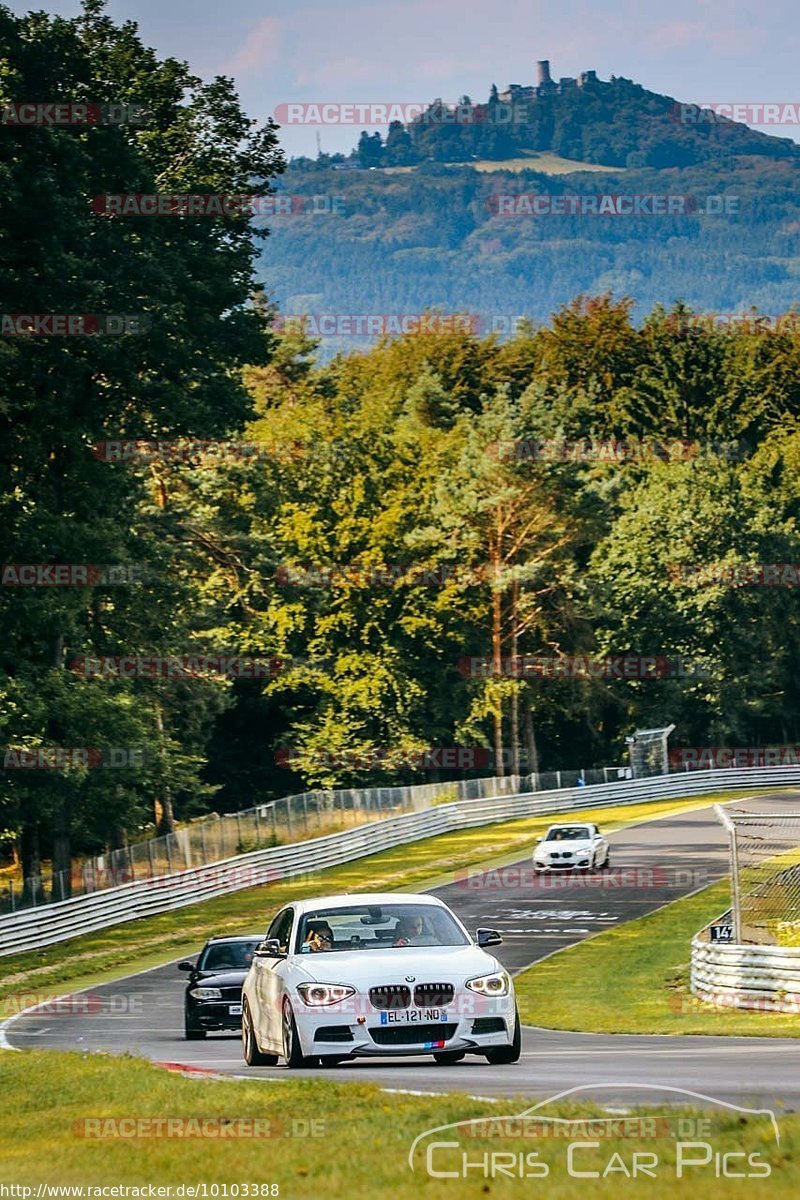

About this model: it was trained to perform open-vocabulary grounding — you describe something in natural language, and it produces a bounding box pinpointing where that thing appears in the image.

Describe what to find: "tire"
[242,1000,279,1066]
[184,1017,206,1041]
[433,1050,466,1065]
[484,1009,521,1065]
[601,850,611,870]
[282,1000,316,1069]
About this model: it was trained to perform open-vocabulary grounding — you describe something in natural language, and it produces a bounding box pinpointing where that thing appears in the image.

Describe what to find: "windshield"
[198,940,261,971]
[545,826,591,841]
[294,903,469,952]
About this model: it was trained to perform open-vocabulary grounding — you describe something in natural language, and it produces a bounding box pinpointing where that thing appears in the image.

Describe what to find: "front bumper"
[186,1000,243,1031]
[292,990,517,1058]
[533,856,591,872]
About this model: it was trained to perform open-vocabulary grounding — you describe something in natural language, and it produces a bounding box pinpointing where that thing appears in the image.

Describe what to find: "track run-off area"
[4,792,800,1107]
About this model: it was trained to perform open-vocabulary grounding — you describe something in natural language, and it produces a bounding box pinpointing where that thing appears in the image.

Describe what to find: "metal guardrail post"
[714,803,742,943]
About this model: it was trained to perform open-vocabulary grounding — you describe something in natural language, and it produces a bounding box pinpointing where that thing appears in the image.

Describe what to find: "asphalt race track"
[5,794,800,1108]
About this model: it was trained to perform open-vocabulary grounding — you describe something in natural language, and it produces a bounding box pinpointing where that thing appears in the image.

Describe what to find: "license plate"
[382,1008,442,1024]
[228,1004,243,1016]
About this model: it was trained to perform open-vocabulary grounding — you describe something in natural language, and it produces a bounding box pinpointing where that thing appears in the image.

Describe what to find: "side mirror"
[177,960,195,972]
[255,938,283,957]
[476,928,503,948]
[535,835,543,843]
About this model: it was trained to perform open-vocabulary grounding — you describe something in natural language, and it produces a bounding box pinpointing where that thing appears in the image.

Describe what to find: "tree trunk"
[48,450,69,898]
[491,551,505,776]
[108,819,132,884]
[46,664,70,897]
[154,702,176,834]
[524,694,539,782]
[510,577,520,777]
[108,823,127,851]
[20,821,44,905]
[158,785,176,835]
[51,798,72,900]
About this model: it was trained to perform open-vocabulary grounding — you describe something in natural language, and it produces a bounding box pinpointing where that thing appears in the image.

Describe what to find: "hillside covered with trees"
[265,72,800,344]
[307,72,800,170]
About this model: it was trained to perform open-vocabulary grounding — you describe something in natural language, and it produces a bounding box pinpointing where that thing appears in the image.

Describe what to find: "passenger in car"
[304,920,334,951]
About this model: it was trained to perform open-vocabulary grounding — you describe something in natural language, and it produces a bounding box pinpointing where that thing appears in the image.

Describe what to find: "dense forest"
[263,153,800,351]
[3,3,800,890]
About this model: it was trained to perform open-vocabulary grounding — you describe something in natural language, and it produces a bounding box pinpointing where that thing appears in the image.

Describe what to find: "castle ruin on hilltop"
[497,61,598,106]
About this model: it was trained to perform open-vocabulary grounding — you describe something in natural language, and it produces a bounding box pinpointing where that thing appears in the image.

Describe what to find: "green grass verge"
[515,880,800,1037]
[0,1051,797,1196]
[0,790,752,1017]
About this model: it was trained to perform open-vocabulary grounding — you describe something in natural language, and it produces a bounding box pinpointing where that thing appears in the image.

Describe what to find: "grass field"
[0,792,745,1016]
[381,152,620,175]
[0,1050,796,1197]
[514,879,800,1037]
[470,152,620,174]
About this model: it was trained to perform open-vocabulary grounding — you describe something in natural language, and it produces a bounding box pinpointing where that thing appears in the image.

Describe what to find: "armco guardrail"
[691,923,800,1013]
[22,764,624,908]
[2,765,800,957]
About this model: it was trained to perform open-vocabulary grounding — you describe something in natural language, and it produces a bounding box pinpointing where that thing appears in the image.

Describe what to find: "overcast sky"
[9,0,800,159]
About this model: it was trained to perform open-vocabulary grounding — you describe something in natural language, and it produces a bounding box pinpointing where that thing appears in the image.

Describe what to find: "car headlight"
[189,987,222,1000]
[465,971,510,996]
[296,983,356,1007]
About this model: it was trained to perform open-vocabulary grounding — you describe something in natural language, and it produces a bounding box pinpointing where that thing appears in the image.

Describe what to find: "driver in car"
[393,915,424,946]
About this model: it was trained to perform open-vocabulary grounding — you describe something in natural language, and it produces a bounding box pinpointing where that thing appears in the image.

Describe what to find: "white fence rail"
[691,927,800,1013]
[3,765,800,958]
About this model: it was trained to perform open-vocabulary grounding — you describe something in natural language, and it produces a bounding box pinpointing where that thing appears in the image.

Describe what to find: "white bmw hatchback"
[532,822,610,872]
[241,892,520,1068]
